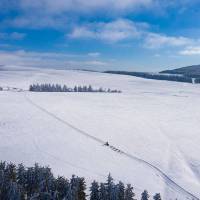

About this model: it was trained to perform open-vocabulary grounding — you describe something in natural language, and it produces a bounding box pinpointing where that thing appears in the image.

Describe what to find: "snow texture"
[0,66,200,199]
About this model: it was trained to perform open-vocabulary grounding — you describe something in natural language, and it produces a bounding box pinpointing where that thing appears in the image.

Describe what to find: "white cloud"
[1,0,199,30]
[0,0,154,29]
[154,53,161,57]
[179,46,200,55]
[69,19,196,49]
[84,60,108,66]
[144,33,194,48]
[17,0,153,14]
[69,26,96,39]
[10,32,26,40]
[69,19,142,42]
[0,50,110,69]
[0,32,26,40]
[4,15,68,29]
[88,52,101,57]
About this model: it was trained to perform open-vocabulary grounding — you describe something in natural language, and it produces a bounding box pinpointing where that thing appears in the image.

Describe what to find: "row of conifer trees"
[29,84,121,93]
[0,161,163,200]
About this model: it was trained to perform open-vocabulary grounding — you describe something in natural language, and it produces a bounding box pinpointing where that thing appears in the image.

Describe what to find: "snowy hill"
[0,66,200,199]
[161,65,200,78]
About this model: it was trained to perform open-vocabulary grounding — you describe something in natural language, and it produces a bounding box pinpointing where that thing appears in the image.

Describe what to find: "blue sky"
[1,0,200,71]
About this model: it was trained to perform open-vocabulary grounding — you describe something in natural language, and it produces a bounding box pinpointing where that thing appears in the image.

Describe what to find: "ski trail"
[22,92,145,195]
[24,94,105,145]
[24,93,199,200]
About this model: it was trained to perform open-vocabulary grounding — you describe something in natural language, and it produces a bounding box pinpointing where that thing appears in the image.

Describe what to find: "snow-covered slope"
[0,66,200,199]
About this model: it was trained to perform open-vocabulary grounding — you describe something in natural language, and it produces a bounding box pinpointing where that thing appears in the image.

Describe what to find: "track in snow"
[24,93,199,200]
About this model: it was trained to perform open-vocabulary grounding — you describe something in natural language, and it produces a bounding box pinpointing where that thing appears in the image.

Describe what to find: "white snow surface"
[0,66,200,199]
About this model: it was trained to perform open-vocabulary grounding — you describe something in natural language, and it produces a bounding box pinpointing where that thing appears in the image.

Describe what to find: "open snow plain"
[0,66,200,199]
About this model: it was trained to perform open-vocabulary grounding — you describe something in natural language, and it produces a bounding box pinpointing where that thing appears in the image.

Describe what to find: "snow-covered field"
[0,66,200,199]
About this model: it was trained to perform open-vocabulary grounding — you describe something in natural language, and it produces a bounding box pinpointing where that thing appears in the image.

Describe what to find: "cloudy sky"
[1,0,200,71]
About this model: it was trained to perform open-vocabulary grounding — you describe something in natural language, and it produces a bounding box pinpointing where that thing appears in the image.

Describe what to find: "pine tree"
[106,173,114,200]
[78,86,83,92]
[111,185,119,200]
[6,163,17,182]
[0,168,6,200]
[29,85,33,91]
[77,177,86,200]
[65,185,73,200]
[55,176,69,199]
[124,184,135,200]
[141,190,149,200]
[90,181,99,200]
[7,182,21,200]
[70,175,79,200]
[74,86,78,92]
[83,86,87,92]
[117,181,125,200]
[98,87,103,92]
[63,85,68,92]
[17,164,26,199]
[88,85,93,92]
[99,183,107,200]
[153,193,161,200]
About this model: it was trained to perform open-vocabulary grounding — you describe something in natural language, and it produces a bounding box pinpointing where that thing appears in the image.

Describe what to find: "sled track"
[25,93,199,200]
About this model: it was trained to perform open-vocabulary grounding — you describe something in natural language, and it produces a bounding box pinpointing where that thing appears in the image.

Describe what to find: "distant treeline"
[160,70,200,78]
[160,65,200,79]
[0,161,162,200]
[29,84,121,93]
[194,78,200,83]
[104,71,194,83]
[0,86,2,91]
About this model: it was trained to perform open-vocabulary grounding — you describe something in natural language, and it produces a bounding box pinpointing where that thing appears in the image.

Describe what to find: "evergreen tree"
[153,193,162,200]
[88,85,93,92]
[65,185,73,200]
[99,183,107,200]
[63,85,68,92]
[117,181,125,200]
[98,87,104,92]
[90,181,99,200]
[106,173,114,200]
[70,175,79,200]
[124,184,135,200]
[17,163,26,199]
[78,86,83,92]
[77,177,86,200]
[74,86,78,92]
[7,182,21,200]
[0,161,164,200]
[55,176,69,199]
[83,86,88,92]
[0,168,6,200]
[6,163,17,182]
[111,185,119,200]
[141,190,149,200]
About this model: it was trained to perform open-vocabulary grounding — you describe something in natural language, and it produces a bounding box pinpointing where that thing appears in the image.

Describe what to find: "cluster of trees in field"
[0,161,162,200]
[0,87,2,91]
[29,84,121,93]
[105,71,194,83]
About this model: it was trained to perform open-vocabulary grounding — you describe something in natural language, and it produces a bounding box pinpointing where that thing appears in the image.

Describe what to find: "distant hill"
[104,70,193,83]
[105,65,200,84]
[160,65,200,78]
